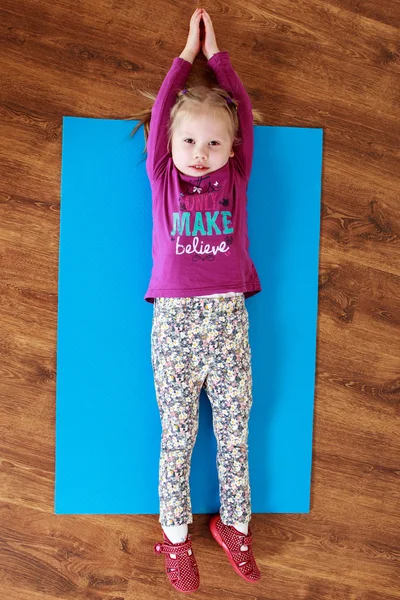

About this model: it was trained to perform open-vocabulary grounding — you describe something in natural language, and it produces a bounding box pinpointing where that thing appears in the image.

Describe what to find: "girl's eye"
[184,139,219,145]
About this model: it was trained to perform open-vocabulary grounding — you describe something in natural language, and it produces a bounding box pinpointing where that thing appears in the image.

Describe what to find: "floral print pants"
[151,294,253,527]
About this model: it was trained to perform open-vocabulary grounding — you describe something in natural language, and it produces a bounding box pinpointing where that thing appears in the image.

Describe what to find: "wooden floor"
[1,1,399,598]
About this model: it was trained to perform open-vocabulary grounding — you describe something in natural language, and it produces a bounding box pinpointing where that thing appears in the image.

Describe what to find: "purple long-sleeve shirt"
[144,51,261,303]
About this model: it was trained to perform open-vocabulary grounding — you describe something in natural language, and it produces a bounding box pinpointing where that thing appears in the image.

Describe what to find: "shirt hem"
[144,284,261,304]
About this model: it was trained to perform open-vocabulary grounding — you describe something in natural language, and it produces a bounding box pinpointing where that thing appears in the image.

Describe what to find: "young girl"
[130,8,264,593]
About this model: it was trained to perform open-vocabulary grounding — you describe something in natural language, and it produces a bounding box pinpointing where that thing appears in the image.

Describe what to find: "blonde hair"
[125,84,266,163]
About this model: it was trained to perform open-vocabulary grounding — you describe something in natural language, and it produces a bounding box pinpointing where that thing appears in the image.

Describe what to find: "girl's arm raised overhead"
[208,51,254,182]
[145,57,192,182]
[146,9,202,181]
[202,10,254,182]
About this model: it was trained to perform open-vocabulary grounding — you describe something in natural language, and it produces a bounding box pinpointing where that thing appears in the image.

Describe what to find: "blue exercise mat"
[55,116,323,515]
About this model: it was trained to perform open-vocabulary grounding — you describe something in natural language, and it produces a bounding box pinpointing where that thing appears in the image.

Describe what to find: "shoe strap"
[230,531,252,547]
[229,533,254,566]
[154,538,192,556]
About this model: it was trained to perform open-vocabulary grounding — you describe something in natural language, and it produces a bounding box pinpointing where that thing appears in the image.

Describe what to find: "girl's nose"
[194,147,207,158]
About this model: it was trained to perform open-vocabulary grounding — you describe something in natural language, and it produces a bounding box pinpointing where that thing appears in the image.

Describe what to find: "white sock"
[233,521,249,551]
[162,524,191,558]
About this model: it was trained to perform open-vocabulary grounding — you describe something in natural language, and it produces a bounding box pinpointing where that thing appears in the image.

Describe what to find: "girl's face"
[171,112,234,177]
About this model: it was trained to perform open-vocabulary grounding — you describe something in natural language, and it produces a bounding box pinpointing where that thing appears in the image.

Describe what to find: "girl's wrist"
[179,48,195,64]
[207,48,220,60]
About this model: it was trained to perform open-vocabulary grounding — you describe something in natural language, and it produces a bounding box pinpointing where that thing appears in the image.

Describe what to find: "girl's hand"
[181,8,203,62]
[201,9,220,60]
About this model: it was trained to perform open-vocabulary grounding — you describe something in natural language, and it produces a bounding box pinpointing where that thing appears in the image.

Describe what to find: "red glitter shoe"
[154,530,200,593]
[209,514,261,582]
